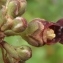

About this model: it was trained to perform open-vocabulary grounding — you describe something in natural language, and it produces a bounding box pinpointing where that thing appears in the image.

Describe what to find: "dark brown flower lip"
[56,19,63,44]
[42,22,61,45]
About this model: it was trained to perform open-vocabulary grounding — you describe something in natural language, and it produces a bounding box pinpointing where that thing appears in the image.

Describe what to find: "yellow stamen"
[46,28,56,40]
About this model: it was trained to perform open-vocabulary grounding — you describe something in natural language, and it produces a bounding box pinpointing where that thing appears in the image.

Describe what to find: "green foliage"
[23,0,63,22]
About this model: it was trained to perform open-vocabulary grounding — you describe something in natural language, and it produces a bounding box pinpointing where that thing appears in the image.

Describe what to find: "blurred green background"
[1,0,63,63]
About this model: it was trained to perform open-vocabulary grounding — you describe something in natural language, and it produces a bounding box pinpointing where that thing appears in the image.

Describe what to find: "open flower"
[24,18,61,47]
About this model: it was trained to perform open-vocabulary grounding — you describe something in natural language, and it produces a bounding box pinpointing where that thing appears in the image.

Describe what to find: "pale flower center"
[43,28,56,42]
[46,28,56,40]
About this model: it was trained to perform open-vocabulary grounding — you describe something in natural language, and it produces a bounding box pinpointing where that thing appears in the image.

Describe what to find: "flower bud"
[1,48,25,63]
[1,42,32,61]
[6,0,27,18]
[11,17,27,33]
[15,45,32,61]
[24,18,48,47]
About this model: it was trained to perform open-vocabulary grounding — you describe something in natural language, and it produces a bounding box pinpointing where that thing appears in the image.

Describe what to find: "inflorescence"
[0,0,63,63]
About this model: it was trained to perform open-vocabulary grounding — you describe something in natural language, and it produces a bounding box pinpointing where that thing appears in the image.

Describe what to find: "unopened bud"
[15,45,32,61]
[6,0,27,18]
[12,17,27,33]
[23,18,48,47]
[1,42,32,61]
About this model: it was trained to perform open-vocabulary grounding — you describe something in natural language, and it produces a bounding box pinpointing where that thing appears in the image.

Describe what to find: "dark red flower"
[22,18,63,47]
[25,18,61,47]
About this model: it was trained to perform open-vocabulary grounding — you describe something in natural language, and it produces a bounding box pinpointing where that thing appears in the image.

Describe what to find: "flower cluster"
[0,0,32,63]
[0,0,63,63]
